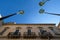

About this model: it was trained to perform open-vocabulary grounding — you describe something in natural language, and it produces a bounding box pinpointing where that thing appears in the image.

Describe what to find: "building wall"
[1,24,55,36]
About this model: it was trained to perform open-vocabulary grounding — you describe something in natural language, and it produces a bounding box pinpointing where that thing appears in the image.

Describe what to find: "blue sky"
[0,0,60,25]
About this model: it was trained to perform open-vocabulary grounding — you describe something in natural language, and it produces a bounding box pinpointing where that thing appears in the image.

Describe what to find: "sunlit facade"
[0,22,60,40]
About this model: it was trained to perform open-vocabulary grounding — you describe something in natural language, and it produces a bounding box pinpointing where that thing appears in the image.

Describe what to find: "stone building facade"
[0,22,60,40]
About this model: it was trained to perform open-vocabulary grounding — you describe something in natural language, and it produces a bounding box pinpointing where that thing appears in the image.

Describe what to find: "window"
[13,27,21,35]
[27,29,31,35]
[48,27,53,30]
[38,27,43,31]
[27,27,32,29]
[16,27,21,30]
[27,27,32,35]
[48,27,60,35]
[0,27,10,35]
[38,27,45,34]
[38,27,42,29]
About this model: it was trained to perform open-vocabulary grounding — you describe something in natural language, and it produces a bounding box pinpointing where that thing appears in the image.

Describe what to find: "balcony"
[0,27,9,35]
[23,32,37,38]
[7,30,21,38]
[38,30,53,38]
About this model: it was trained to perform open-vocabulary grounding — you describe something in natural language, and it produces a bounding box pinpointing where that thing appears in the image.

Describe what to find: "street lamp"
[17,10,24,14]
[39,0,49,6]
[39,0,60,16]
[0,10,24,20]
[39,8,60,16]
[39,8,45,13]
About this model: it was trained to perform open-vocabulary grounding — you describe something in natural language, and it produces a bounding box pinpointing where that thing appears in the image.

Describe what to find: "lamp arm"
[45,12,60,16]
[0,13,17,20]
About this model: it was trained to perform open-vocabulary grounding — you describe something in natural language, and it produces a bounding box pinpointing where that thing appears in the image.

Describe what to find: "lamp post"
[45,12,60,16]
[39,0,60,16]
[0,10,24,20]
[39,9,60,16]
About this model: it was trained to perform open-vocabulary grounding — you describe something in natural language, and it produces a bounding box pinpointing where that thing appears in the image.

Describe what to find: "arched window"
[16,27,21,30]
[48,27,53,30]
[38,27,43,29]
[27,27,32,35]
[13,27,21,35]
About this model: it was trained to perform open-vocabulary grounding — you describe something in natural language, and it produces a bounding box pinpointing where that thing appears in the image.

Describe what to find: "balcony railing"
[50,28,60,35]
[7,30,21,38]
[38,30,53,38]
[8,32,21,38]
[23,32,37,38]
